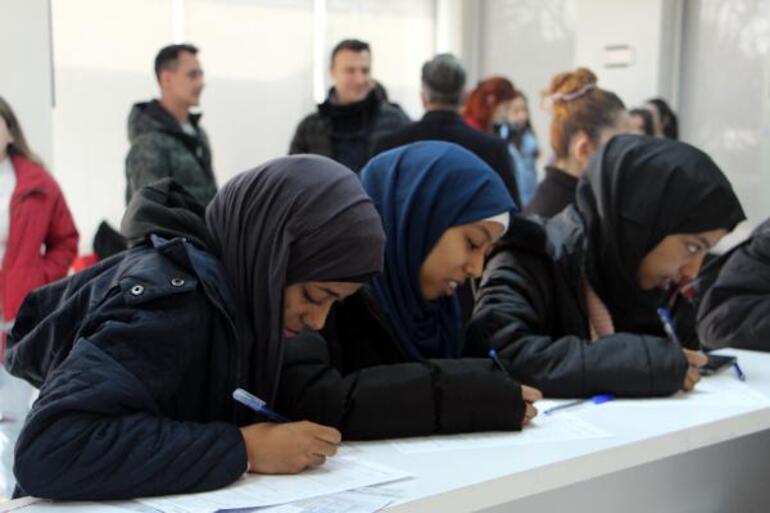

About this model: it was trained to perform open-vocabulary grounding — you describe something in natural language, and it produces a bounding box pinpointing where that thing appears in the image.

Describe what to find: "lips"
[443,280,461,296]
[283,328,299,339]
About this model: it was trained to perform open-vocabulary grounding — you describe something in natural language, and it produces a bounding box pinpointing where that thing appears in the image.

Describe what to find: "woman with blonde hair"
[525,67,632,218]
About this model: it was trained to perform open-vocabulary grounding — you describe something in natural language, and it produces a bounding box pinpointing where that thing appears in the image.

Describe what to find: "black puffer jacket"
[697,219,770,351]
[276,287,526,440]
[288,89,409,172]
[5,184,248,500]
[466,209,689,398]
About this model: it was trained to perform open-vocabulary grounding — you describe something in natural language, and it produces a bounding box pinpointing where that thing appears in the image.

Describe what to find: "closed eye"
[303,288,322,305]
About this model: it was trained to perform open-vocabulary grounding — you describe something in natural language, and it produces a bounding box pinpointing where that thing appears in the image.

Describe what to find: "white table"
[4,349,770,513]
[350,348,770,512]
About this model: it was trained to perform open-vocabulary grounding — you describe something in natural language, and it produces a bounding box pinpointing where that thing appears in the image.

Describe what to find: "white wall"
[478,0,577,164]
[184,0,315,180]
[573,0,683,109]
[0,0,53,165]
[678,0,770,243]
[51,0,174,254]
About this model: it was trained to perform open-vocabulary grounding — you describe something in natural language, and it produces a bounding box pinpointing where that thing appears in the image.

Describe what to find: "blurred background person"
[525,67,632,218]
[0,95,78,499]
[629,107,655,136]
[464,76,540,206]
[645,97,679,140]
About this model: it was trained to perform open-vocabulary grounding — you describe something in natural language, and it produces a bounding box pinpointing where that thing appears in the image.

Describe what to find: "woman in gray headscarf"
[5,156,385,500]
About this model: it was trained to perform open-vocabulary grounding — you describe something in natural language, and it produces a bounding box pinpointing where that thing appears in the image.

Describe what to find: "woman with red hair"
[464,77,539,205]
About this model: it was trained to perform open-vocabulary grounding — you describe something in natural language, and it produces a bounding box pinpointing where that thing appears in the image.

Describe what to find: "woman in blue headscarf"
[278,141,541,440]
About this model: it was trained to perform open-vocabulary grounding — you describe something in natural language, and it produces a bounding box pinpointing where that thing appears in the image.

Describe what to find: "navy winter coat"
[6,235,248,499]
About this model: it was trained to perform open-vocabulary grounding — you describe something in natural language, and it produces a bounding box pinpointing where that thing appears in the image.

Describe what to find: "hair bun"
[548,67,598,96]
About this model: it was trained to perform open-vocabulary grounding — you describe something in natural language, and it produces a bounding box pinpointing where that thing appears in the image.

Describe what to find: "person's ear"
[571,131,595,170]
[420,88,429,109]
[158,69,172,91]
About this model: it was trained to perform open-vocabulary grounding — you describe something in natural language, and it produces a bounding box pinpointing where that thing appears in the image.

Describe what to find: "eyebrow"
[318,286,342,300]
[695,235,712,249]
[474,225,493,243]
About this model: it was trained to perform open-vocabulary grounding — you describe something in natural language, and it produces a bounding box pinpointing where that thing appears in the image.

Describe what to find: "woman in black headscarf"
[5,156,385,500]
[467,134,745,398]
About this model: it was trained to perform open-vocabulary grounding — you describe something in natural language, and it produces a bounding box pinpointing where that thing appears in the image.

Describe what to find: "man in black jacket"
[372,53,521,206]
[289,39,409,172]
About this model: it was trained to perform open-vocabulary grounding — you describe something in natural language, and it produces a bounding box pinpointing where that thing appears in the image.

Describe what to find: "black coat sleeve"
[276,332,525,441]
[466,250,688,398]
[13,297,247,500]
[288,117,310,155]
[495,145,522,208]
[698,224,770,351]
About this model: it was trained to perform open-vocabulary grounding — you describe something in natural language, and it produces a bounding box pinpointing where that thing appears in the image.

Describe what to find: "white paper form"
[229,487,396,513]
[391,408,611,454]
[0,498,133,513]
[138,458,411,513]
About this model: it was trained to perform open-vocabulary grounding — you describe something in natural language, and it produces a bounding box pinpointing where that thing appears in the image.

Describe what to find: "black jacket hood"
[121,178,213,252]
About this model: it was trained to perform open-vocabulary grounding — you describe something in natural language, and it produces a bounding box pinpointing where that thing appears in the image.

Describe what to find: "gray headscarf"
[205,155,385,405]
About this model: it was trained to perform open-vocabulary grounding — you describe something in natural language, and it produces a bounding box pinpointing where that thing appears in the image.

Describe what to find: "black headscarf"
[205,155,385,404]
[577,134,745,332]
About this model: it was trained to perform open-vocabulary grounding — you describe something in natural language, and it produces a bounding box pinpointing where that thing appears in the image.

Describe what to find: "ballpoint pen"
[233,388,290,423]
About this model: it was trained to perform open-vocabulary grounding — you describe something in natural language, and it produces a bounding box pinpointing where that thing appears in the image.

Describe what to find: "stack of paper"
[391,408,612,454]
[138,457,410,513]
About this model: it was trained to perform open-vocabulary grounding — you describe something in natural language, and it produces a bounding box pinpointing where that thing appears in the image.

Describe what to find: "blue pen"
[733,362,747,382]
[489,349,540,414]
[488,349,511,377]
[543,394,615,415]
[656,307,681,345]
[233,388,290,423]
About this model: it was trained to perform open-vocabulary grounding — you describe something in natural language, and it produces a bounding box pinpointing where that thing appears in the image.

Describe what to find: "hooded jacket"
[125,100,217,206]
[6,181,246,499]
[468,135,745,398]
[697,219,770,351]
[6,152,385,500]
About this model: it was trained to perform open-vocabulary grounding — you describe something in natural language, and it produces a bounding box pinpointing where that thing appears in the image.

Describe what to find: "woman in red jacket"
[0,97,78,360]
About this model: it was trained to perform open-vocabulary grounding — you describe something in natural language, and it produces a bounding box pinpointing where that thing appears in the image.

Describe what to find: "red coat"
[1,154,79,329]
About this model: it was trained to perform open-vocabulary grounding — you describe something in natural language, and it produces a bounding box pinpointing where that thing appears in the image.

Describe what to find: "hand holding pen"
[488,349,543,425]
[233,388,341,474]
[657,308,708,391]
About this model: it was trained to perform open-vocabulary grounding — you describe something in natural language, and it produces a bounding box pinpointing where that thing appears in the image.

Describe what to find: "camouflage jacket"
[125,100,217,206]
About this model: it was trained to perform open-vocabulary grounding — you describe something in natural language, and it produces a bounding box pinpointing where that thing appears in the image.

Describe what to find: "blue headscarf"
[360,141,517,360]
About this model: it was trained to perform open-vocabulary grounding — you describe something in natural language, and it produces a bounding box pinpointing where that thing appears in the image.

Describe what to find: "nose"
[304,302,333,331]
[464,250,485,279]
[681,253,706,281]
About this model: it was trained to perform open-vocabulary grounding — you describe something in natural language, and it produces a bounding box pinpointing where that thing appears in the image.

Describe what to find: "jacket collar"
[148,235,236,319]
[421,109,464,125]
[10,154,49,197]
